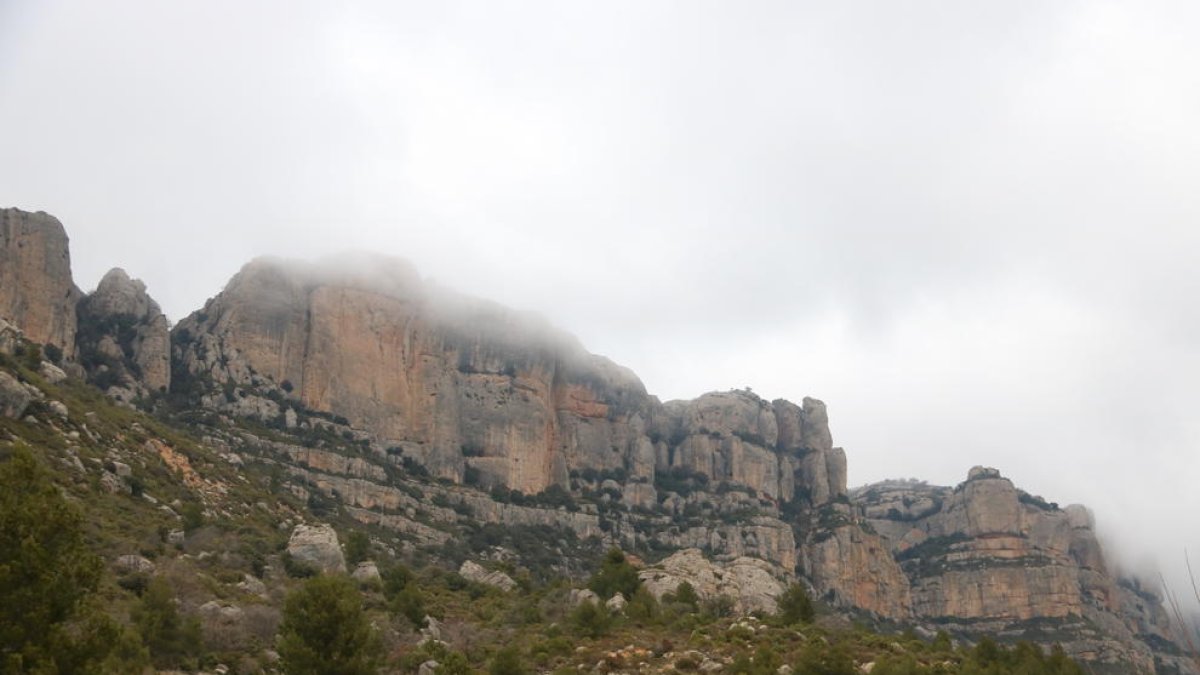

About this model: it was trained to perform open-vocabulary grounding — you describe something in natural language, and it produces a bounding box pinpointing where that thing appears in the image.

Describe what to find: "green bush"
[0,445,142,672]
[489,645,527,675]
[776,582,815,625]
[278,575,382,675]
[133,576,202,669]
[180,501,205,532]
[587,548,640,600]
[570,600,612,639]
[282,552,319,579]
[344,530,371,566]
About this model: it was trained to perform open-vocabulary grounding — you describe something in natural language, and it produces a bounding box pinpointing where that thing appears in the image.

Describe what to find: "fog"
[2,1,1199,605]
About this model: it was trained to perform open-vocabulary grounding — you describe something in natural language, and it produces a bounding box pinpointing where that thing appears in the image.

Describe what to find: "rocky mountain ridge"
[0,206,1193,674]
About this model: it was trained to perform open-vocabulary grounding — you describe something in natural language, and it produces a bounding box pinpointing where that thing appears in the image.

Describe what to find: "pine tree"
[0,445,135,672]
[278,574,383,675]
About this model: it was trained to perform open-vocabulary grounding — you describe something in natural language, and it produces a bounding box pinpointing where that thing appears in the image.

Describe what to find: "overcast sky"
[2,0,1199,598]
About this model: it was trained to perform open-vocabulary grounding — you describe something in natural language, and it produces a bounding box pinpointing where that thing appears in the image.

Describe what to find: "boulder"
[606,593,628,613]
[0,372,32,419]
[237,574,267,596]
[459,560,517,592]
[569,588,600,606]
[638,548,787,615]
[38,361,67,384]
[286,524,346,573]
[115,554,155,574]
[99,471,130,494]
[352,561,382,583]
[0,318,19,355]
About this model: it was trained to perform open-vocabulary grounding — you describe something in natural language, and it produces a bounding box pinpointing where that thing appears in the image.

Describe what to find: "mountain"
[0,206,1195,674]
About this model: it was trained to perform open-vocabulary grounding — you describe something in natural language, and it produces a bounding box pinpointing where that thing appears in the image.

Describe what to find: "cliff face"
[76,268,171,400]
[2,211,1185,672]
[172,257,887,599]
[166,255,1193,670]
[173,256,848,505]
[854,470,1183,672]
[173,256,657,494]
[0,208,81,357]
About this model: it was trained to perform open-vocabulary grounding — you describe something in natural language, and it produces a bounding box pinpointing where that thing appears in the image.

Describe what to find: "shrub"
[0,445,141,671]
[180,501,205,532]
[133,576,202,669]
[344,530,370,566]
[281,552,318,579]
[587,548,640,600]
[571,600,612,639]
[672,581,699,609]
[278,575,382,675]
[489,645,527,675]
[776,583,815,625]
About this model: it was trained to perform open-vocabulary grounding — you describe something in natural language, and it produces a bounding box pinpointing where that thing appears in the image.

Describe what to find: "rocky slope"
[1,206,1195,673]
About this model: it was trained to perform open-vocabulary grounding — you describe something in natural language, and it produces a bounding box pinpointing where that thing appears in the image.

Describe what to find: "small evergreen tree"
[278,575,383,675]
[587,548,640,600]
[673,581,699,609]
[570,600,612,639]
[776,582,815,625]
[345,530,371,566]
[133,576,202,669]
[0,445,140,672]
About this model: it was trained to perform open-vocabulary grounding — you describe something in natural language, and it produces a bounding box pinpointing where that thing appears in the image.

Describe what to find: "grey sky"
[2,1,1199,596]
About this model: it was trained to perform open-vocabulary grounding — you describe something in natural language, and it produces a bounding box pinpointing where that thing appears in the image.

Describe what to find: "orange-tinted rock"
[0,208,81,357]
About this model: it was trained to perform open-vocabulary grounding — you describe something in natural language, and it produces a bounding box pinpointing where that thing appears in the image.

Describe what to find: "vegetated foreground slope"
[0,206,1195,674]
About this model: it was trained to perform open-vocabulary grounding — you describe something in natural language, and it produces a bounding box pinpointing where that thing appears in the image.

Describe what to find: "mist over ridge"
[3,0,1200,651]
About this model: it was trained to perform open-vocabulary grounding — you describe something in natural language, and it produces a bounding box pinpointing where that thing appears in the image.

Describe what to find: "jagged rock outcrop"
[0,208,82,358]
[659,392,846,505]
[459,560,517,591]
[76,268,171,400]
[286,523,346,574]
[852,470,1180,670]
[638,548,787,615]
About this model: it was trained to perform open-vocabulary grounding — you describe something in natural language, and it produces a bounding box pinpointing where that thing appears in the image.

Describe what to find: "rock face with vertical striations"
[76,268,172,399]
[0,208,82,358]
[173,255,656,494]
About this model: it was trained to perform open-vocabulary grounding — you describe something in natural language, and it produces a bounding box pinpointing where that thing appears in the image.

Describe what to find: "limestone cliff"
[172,256,847,506]
[173,256,653,493]
[0,208,81,358]
[2,210,1187,672]
[77,268,171,400]
[853,469,1183,672]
